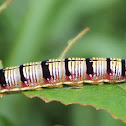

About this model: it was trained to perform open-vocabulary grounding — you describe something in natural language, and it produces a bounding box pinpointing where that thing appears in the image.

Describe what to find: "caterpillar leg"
[35,87,43,91]
[64,81,84,86]
[98,82,104,85]
[0,93,8,98]
[46,84,63,88]
[69,83,84,89]
[91,81,104,85]
[49,84,63,88]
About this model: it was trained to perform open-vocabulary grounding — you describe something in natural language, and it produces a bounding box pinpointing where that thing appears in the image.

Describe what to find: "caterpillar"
[0,57,125,93]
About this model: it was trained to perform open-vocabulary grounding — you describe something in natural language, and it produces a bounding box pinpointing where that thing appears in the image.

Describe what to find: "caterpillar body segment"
[0,57,125,93]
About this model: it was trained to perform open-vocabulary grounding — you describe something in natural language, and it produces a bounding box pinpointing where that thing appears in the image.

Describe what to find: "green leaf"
[0,114,14,126]
[24,83,126,123]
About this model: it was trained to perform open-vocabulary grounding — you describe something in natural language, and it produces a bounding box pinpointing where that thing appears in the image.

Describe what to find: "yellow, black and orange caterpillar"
[0,57,125,93]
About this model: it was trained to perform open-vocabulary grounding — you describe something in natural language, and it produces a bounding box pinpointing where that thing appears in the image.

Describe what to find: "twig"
[59,27,90,59]
[0,60,3,69]
[0,0,13,14]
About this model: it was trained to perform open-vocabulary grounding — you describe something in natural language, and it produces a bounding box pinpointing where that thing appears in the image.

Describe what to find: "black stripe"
[86,58,93,75]
[122,59,125,77]
[0,69,6,88]
[19,65,27,83]
[65,58,71,76]
[107,58,112,74]
[41,60,51,80]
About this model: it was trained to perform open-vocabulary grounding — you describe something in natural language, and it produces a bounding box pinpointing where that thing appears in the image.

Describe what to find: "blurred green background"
[0,0,126,125]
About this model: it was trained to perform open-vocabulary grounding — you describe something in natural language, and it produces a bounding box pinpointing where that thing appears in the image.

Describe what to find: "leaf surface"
[24,83,126,123]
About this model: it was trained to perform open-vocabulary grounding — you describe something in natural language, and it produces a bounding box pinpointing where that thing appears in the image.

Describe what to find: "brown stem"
[59,27,90,59]
[0,60,3,69]
[0,0,13,14]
